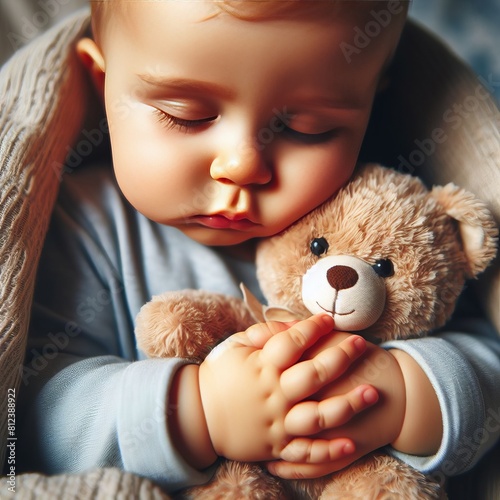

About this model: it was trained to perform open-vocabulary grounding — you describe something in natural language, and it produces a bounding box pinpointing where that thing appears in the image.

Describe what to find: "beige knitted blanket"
[0,9,498,499]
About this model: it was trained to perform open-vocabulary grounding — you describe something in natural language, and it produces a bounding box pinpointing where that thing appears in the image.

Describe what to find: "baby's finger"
[265,459,344,479]
[284,385,378,435]
[279,437,355,464]
[243,320,294,348]
[280,335,367,401]
[262,315,334,369]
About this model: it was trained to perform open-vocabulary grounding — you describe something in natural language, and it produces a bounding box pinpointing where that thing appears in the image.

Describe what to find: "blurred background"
[409,0,500,102]
[1,0,499,102]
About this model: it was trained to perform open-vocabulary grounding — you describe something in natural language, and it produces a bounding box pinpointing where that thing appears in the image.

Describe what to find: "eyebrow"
[137,74,236,100]
[137,73,363,111]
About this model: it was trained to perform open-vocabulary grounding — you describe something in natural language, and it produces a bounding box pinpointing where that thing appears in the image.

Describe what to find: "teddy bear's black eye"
[310,237,329,257]
[372,259,394,278]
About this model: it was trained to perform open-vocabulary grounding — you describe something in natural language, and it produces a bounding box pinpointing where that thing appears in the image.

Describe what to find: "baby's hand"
[265,337,410,479]
[198,315,377,463]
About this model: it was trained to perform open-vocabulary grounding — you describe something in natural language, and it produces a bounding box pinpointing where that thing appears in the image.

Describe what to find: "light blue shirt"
[18,161,500,491]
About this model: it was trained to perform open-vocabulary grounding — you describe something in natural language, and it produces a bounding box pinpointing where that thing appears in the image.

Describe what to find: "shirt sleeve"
[382,317,500,481]
[17,165,216,491]
[20,353,212,490]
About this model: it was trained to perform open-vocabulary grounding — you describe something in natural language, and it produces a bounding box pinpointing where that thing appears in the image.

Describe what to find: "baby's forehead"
[92,1,408,32]
[92,0,408,106]
[94,1,406,106]
[93,1,408,82]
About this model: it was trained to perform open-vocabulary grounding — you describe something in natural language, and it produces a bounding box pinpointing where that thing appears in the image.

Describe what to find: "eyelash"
[283,126,339,144]
[153,109,338,142]
[153,109,217,133]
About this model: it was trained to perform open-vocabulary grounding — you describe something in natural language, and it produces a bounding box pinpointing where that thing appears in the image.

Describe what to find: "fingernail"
[319,314,334,329]
[353,336,366,351]
[354,337,366,352]
[266,462,278,476]
[362,386,379,405]
[343,442,355,455]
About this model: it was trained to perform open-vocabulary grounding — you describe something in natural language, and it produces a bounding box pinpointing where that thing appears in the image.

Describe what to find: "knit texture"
[3,468,171,499]
[0,9,166,499]
[0,9,498,499]
[0,9,89,463]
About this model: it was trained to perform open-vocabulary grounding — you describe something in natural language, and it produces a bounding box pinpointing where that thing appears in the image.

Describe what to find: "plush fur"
[135,164,498,499]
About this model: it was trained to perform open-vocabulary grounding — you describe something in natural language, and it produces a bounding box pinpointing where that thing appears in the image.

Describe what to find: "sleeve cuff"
[381,336,485,479]
[117,358,214,490]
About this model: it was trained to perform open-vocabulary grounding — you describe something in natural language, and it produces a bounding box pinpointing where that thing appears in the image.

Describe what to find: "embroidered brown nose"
[327,266,359,290]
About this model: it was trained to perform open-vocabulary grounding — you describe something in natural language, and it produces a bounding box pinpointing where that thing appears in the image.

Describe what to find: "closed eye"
[153,109,218,133]
[283,125,339,144]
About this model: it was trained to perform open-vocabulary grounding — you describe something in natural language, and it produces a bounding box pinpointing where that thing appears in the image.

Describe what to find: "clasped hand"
[199,314,378,467]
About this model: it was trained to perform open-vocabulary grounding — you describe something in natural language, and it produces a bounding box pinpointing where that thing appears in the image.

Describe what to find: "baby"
[15,0,499,493]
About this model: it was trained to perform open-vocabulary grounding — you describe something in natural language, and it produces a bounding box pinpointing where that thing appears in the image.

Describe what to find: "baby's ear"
[76,38,106,100]
[430,183,498,278]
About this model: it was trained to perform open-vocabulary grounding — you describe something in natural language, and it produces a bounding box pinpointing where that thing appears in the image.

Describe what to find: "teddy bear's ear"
[240,284,266,323]
[430,183,498,278]
[240,284,303,323]
[263,306,303,323]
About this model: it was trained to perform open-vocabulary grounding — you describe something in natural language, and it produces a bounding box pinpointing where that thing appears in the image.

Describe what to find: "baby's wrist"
[169,364,218,470]
[388,349,442,455]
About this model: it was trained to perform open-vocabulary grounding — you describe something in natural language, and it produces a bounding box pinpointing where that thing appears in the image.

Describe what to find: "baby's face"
[88,2,405,246]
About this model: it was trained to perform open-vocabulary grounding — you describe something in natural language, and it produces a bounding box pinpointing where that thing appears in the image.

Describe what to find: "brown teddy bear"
[135,163,498,500]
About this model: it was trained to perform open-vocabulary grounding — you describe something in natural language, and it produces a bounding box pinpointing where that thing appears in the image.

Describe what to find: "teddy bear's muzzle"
[301,255,387,331]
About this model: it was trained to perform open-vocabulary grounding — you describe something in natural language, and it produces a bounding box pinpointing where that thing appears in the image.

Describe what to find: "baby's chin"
[176,224,259,249]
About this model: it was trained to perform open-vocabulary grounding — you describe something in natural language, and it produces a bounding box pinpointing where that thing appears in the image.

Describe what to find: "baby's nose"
[326,265,359,291]
[210,146,271,186]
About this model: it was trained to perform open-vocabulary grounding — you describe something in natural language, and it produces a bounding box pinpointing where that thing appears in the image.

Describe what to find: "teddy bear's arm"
[135,289,255,361]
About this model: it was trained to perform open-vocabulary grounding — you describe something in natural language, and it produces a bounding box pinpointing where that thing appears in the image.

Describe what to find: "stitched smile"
[316,302,355,316]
